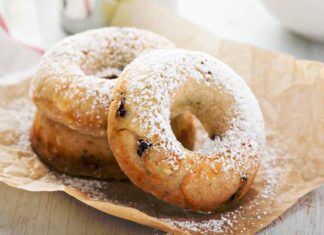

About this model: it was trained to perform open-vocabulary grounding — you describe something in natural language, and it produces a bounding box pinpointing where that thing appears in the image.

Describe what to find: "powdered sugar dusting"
[51,140,285,234]
[59,174,109,200]
[31,27,175,136]
[158,141,287,234]
[94,67,121,78]
[122,49,265,175]
[0,84,293,234]
[0,97,35,151]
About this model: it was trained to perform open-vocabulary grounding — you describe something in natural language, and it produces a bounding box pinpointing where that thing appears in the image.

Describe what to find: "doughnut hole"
[168,81,243,209]
[93,67,122,80]
[170,111,196,150]
[191,115,209,151]
[171,81,234,141]
[171,111,208,151]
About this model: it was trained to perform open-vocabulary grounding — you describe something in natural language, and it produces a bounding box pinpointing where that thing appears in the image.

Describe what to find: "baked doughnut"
[30,111,195,179]
[32,27,175,136]
[108,49,265,211]
[30,27,195,179]
[31,111,126,179]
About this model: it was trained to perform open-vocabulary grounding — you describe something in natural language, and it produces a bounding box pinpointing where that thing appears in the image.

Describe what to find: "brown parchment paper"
[0,0,323,234]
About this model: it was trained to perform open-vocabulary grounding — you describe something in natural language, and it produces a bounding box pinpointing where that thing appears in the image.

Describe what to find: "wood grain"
[0,183,156,235]
[0,182,322,234]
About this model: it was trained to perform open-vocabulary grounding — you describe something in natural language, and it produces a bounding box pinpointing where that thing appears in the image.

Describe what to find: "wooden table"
[0,0,323,234]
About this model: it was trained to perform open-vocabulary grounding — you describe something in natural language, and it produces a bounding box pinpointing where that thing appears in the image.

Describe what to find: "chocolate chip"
[241,175,248,181]
[200,61,204,65]
[207,71,212,75]
[137,139,153,157]
[210,135,222,141]
[102,74,118,80]
[117,98,126,117]
[230,193,237,201]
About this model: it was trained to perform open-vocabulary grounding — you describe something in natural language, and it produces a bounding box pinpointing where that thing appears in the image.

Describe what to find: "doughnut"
[108,49,265,211]
[30,27,195,179]
[30,111,195,179]
[32,27,175,136]
[31,111,126,179]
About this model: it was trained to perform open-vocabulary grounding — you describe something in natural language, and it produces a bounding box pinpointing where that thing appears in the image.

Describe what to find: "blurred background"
[1,0,324,62]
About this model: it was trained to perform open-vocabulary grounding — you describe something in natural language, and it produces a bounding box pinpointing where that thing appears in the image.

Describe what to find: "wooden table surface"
[0,0,323,234]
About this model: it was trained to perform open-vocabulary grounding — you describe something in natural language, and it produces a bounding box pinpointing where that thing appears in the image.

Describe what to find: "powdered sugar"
[158,143,284,234]
[0,97,35,151]
[59,174,109,200]
[122,49,265,175]
[0,81,288,234]
[31,27,175,136]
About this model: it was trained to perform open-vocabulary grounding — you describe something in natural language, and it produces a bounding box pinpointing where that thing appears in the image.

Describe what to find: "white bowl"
[261,0,324,43]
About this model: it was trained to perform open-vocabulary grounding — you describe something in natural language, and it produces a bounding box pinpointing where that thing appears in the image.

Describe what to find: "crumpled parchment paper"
[0,0,323,234]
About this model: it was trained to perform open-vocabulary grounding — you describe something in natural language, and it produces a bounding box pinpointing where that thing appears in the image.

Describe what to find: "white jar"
[61,0,177,34]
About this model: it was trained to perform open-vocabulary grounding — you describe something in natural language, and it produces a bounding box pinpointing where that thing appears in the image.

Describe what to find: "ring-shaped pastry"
[31,28,195,179]
[108,49,265,211]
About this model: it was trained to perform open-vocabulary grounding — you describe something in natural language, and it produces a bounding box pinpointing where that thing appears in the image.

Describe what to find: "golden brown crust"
[31,27,175,137]
[31,112,126,179]
[31,111,195,179]
[30,28,197,179]
[107,50,264,212]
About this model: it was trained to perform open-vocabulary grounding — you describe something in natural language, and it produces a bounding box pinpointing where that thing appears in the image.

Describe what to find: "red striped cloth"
[0,13,44,54]
[0,14,9,34]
